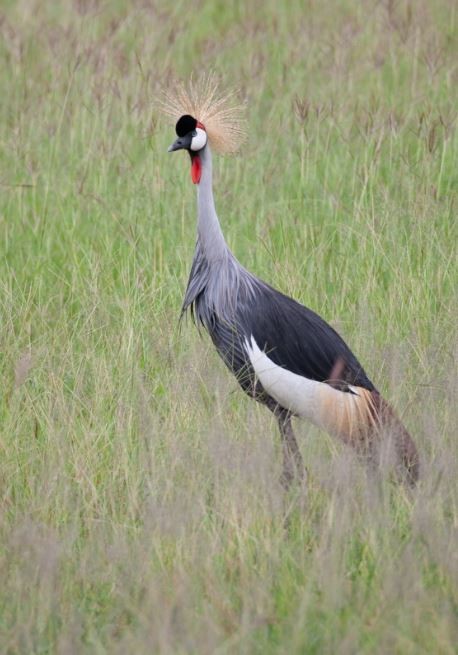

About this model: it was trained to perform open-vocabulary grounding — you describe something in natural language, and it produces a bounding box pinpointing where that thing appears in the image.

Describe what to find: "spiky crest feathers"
[160,76,246,154]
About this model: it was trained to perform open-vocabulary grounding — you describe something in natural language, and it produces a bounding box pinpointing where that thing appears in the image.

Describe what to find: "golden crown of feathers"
[159,75,247,154]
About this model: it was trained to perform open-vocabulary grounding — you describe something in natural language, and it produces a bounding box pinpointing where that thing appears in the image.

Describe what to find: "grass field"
[1,1,457,652]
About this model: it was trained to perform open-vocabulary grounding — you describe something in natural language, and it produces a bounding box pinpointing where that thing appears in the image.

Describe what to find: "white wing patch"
[245,335,373,440]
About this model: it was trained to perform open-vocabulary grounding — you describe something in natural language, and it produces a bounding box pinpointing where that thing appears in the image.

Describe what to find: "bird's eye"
[190,127,207,152]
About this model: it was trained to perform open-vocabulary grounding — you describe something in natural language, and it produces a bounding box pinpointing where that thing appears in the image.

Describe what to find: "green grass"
[1,1,457,653]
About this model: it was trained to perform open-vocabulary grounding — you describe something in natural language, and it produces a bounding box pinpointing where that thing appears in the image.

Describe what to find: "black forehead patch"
[175,114,197,137]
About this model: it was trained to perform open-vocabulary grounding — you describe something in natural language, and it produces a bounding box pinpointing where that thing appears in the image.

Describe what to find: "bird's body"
[165,92,419,485]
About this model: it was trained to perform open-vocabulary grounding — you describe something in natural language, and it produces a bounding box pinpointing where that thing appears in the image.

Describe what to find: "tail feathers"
[369,391,420,485]
[325,387,420,485]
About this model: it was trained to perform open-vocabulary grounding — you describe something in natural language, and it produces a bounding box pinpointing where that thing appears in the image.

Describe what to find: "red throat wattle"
[191,155,202,184]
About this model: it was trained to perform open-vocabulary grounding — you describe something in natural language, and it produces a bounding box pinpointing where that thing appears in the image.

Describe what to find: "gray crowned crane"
[162,80,419,487]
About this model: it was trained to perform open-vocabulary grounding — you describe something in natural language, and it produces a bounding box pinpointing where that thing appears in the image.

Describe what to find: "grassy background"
[1,0,457,652]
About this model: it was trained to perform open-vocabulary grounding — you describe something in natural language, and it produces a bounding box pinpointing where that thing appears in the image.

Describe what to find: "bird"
[162,78,419,487]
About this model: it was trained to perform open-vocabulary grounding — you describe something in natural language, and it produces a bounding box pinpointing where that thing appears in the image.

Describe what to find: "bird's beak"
[167,133,193,152]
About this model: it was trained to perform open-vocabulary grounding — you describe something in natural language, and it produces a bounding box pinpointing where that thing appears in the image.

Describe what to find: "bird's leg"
[277,411,306,489]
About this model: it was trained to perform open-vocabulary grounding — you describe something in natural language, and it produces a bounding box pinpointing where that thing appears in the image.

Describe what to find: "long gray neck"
[196,146,228,262]
[182,144,260,321]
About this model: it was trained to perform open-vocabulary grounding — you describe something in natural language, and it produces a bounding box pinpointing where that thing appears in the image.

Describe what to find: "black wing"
[240,284,375,392]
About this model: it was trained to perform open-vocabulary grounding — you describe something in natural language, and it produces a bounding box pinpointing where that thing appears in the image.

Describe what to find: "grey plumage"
[181,146,264,394]
[171,136,419,486]
[182,147,261,325]
[182,145,372,397]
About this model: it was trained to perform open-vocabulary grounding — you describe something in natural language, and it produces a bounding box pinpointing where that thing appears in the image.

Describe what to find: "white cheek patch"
[190,127,207,151]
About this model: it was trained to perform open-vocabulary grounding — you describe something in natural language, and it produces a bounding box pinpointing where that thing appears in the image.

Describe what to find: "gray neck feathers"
[196,147,227,262]
[181,145,260,325]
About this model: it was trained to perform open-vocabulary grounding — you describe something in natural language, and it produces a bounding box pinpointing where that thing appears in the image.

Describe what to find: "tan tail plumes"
[369,391,419,485]
[159,74,247,154]
[323,387,419,485]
